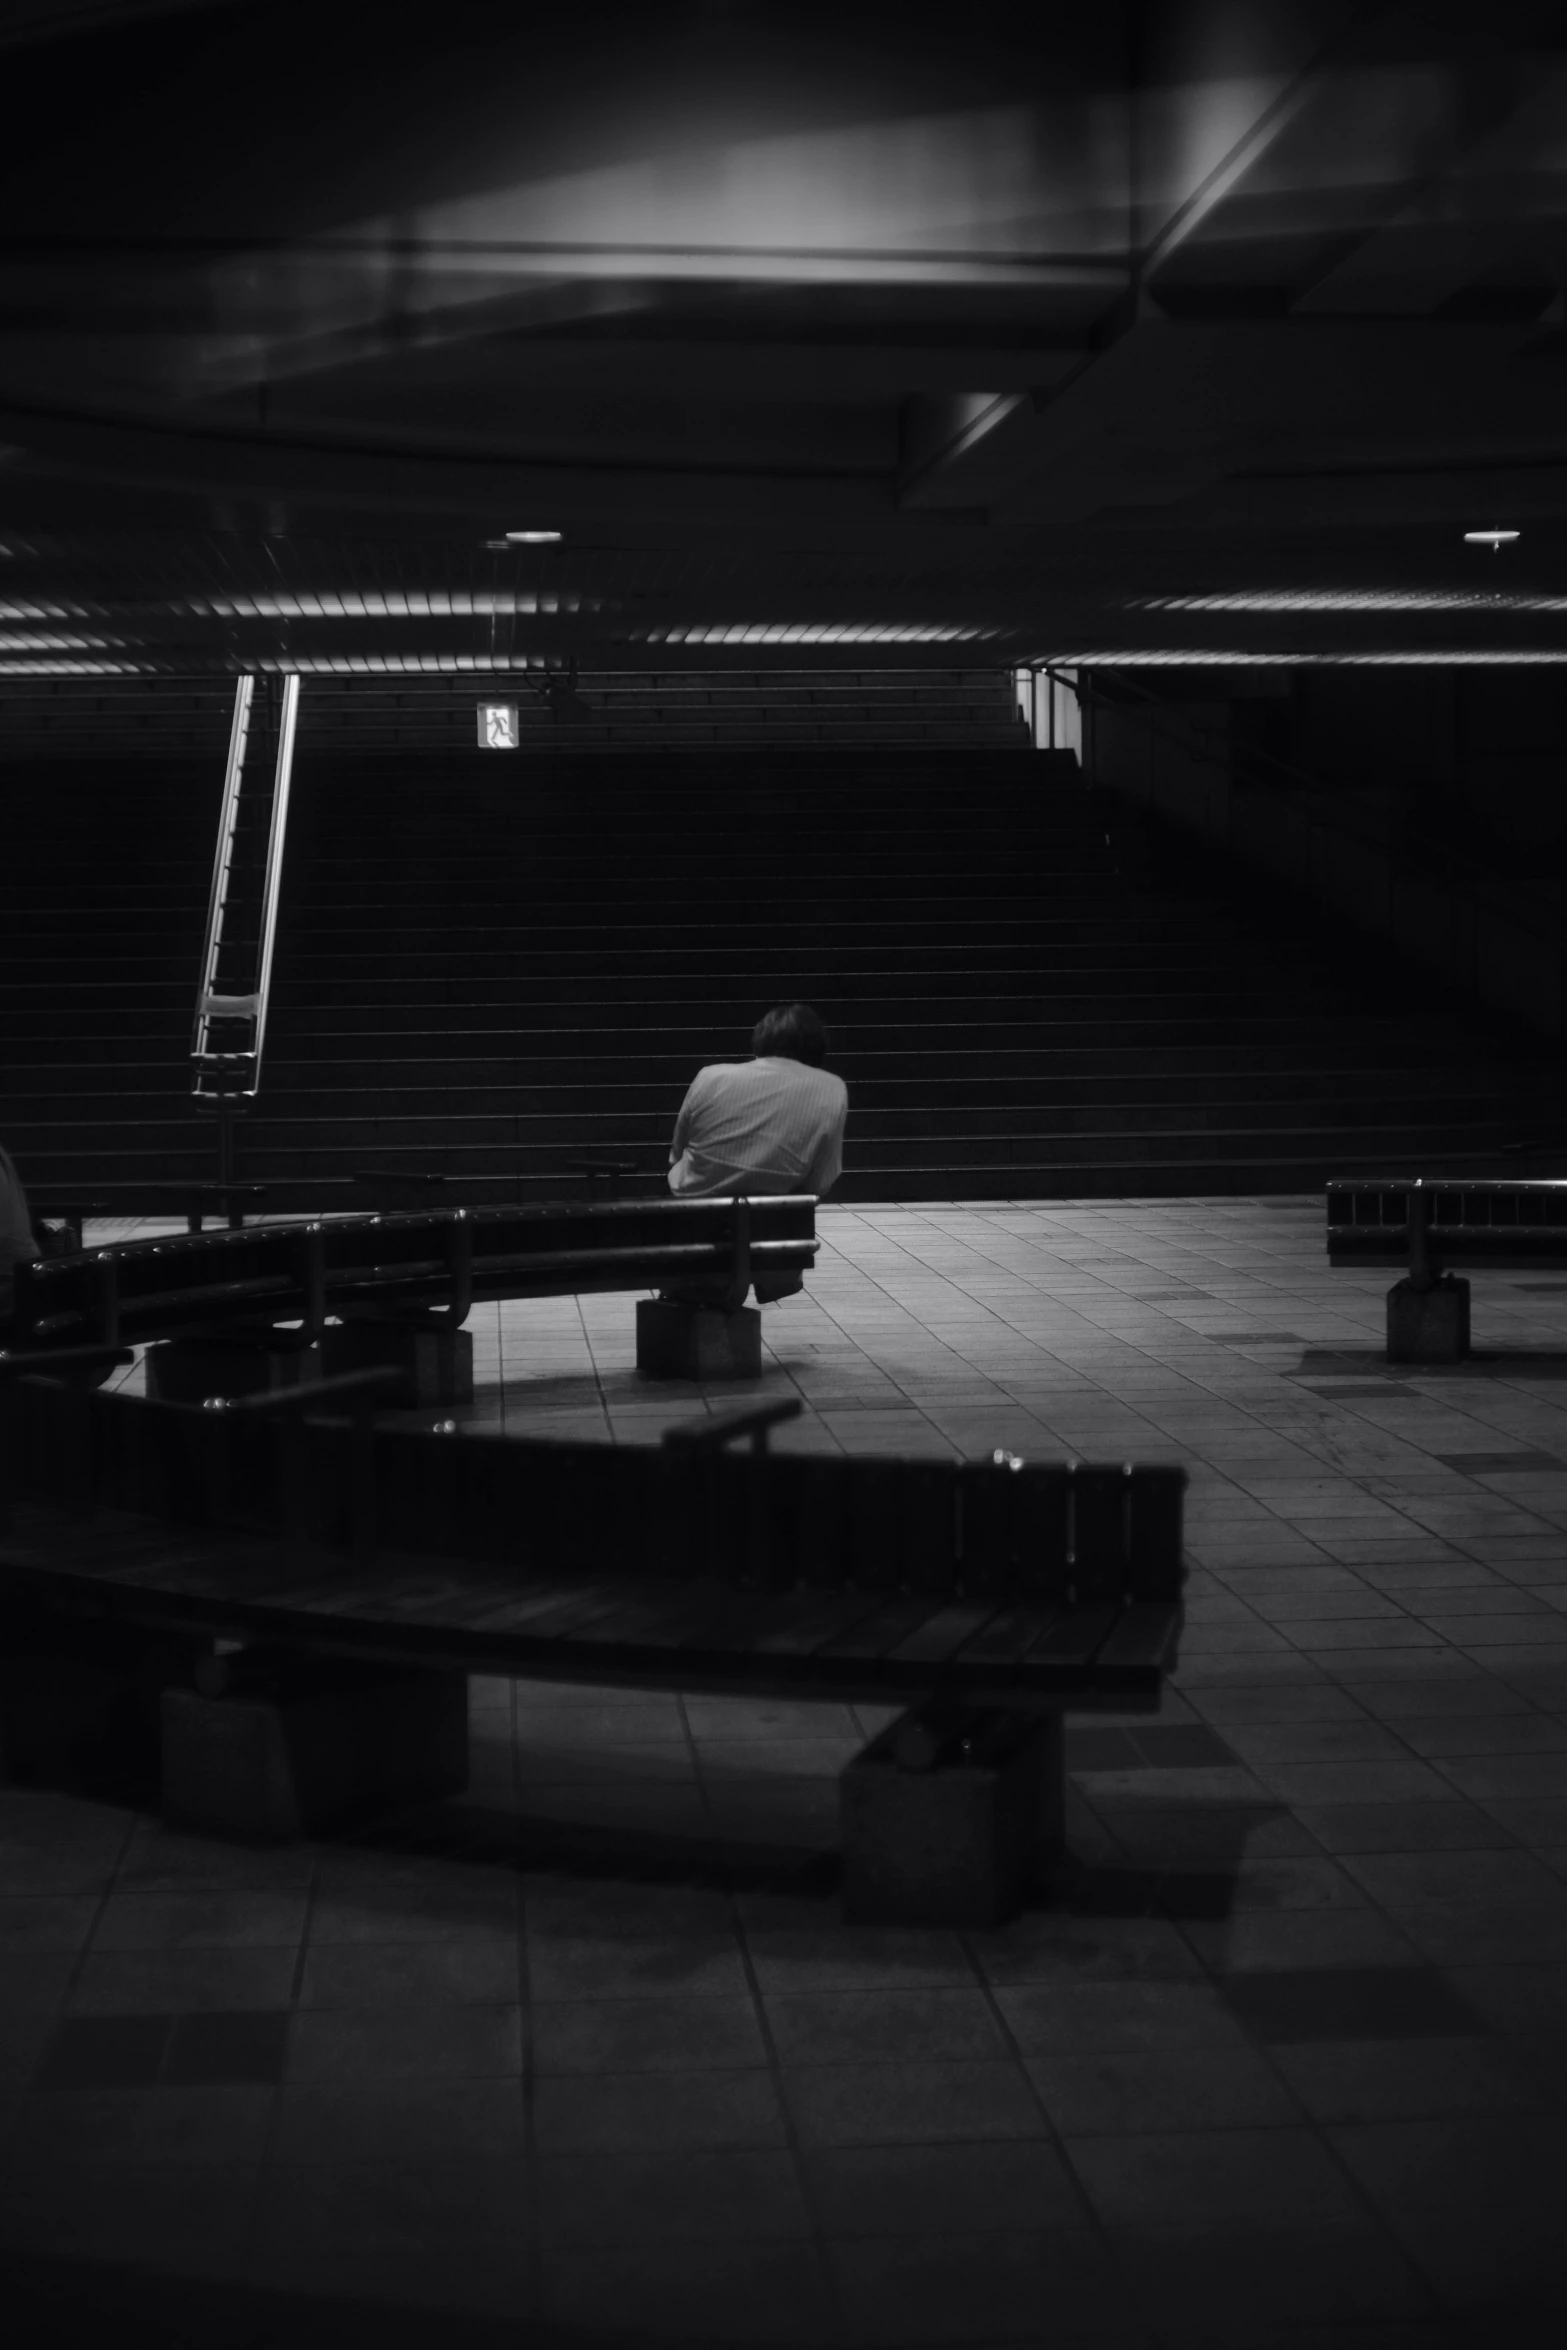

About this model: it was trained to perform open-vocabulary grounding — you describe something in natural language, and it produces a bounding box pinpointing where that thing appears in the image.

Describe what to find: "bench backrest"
[5,1378,1186,1608]
[1328,1179,1567,1269]
[11,1197,818,1349]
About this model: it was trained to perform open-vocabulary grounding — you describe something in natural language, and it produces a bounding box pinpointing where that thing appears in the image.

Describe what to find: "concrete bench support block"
[320,1321,474,1407]
[146,1336,321,1405]
[636,1299,762,1380]
[161,1654,469,1842]
[1387,1275,1470,1364]
[840,1704,1065,1928]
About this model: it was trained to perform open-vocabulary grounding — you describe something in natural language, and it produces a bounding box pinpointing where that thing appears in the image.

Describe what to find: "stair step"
[4,737,1563,1203]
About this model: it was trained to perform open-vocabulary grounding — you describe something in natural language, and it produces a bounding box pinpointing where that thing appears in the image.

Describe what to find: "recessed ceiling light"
[504,530,563,544]
[1463,528,1520,546]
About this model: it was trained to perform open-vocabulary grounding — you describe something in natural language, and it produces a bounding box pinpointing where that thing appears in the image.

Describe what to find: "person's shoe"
[752,1273,805,1305]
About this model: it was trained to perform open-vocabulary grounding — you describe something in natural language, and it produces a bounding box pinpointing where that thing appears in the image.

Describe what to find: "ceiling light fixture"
[177,592,599,619]
[0,659,154,676]
[504,531,563,544]
[634,622,1006,647]
[1138,591,1566,614]
[1462,528,1520,548]
[1039,650,1567,666]
[0,632,120,651]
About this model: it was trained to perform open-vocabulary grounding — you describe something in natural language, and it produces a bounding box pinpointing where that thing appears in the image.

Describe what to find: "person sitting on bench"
[663,1003,847,1306]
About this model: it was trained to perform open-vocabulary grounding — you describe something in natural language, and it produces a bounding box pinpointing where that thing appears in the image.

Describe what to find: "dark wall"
[1085,664,1567,1039]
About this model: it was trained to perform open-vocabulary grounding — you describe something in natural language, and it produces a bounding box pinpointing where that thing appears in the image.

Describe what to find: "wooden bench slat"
[560,1585,724,1651]
[1094,1603,1183,1673]
[1069,1465,1131,1602]
[342,1566,526,1623]
[746,1590,888,1656]
[599,1581,751,1656]
[1026,1603,1120,1667]
[266,1568,413,1618]
[1127,1467,1187,1600]
[812,1597,950,1665]
[954,1606,1066,1667]
[465,1583,635,1641]
[958,1460,1071,1599]
[445,1577,607,1634]
[886,1604,999,1668]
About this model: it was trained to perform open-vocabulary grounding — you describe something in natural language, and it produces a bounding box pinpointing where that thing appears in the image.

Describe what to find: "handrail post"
[251,670,300,1086]
[425,1212,473,1329]
[724,1197,752,1314]
[97,1250,121,1347]
[297,1222,328,1343]
[1407,1182,1433,1292]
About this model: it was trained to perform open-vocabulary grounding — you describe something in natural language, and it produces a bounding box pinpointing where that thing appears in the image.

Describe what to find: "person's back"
[663,1003,846,1305]
[668,1051,847,1200]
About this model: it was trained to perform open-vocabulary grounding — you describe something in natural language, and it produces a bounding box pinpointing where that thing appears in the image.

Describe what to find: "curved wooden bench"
[9,1196,819,1351]
[0,1344,1186,1921]
[0,1369,1184,1707]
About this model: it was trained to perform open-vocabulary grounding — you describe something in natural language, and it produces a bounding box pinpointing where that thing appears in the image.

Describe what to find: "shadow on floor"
[300,1797,1255,1923]
[1295,1347,1567,1379]
[0,2251,825,2350]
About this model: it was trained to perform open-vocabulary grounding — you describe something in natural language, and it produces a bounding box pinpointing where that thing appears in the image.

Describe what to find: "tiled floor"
[7,1196,1567,2346]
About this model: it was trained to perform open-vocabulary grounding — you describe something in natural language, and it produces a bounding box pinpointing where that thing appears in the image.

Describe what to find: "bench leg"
[145,1335,322,1405]
[161,1651,469,1842]
[1387,1275,1470,1364]
[320,1319,474,1407]
[635,1299,762,1380]
[840,1704,1065,1928]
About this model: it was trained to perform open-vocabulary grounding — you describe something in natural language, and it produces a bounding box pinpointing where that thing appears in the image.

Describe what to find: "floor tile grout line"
[954,1914,1165,2341]
[3,1800,144,2146]
[235,1832,322,2287]
[677,1681,857,2350]
[514,1748,540,2335]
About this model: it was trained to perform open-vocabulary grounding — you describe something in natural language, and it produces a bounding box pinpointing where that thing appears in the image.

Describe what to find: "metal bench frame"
[9,1196,818,1352]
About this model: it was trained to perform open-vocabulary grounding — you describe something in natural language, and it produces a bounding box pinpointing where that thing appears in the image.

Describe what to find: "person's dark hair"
[751,1003,827,1067]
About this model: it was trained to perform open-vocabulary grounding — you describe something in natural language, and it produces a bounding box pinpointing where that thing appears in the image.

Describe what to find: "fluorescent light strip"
[187,591,601,619]
[635,622,1005,646]
[253,653,554,673]
[0,599,101,621]
[1045,649,1567,665]
[0,633,123,651]
[0,659,156,676]
[1138,591,1567,613]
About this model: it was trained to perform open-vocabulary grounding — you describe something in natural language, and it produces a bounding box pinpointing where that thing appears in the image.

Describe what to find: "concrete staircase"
[4,733,1565,1209]
[250,746,1566,1203]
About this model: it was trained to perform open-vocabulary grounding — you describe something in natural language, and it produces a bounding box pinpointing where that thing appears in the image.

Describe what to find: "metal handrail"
[662,1398,803,1455]
[192,671,300,1107]
[252,671,300,1086]
[192,675,255,1080]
